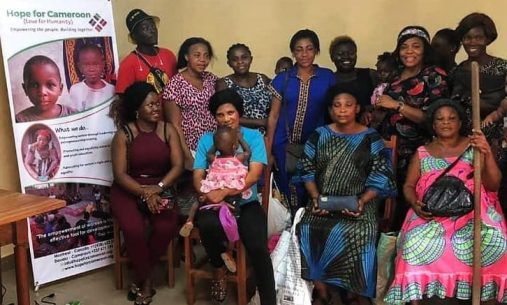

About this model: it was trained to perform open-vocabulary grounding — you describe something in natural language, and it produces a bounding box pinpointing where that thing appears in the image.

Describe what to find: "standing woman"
[375,26,449,229]
[110,82,184,305]
[163,37,218,169]
[329,36,376,108]
[216,43,272,133]
[266,29,336,213]
[452,13,507,212]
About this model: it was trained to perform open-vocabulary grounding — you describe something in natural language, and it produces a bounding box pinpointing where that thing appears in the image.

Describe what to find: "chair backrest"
[260,160,273,214]
[380,135,398,232]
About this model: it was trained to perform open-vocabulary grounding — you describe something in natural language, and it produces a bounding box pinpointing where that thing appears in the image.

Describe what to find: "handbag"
[285,143,305,176]
[422,146,473,217]
[317,195,359,213]
[133,50,169,93]
[279,70,304,176]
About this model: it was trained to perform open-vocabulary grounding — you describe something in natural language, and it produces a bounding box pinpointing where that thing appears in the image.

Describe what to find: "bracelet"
[396,102,405,113]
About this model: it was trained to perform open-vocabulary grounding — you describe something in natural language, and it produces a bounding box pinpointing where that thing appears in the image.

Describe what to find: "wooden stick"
[471,61,482,305]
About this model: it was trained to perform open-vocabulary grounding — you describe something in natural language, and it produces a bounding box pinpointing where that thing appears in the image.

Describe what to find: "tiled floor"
[1,254,239,305]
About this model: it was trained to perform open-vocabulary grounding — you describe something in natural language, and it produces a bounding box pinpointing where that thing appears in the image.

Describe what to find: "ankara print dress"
[384,146,507,304]
[296,126,396,297]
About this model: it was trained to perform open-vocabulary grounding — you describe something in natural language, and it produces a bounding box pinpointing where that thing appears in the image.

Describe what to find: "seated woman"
[298,86,396,305]
[109,82,184,305]
[193,89,275,305]
[24,128,59,181]
[384,99,507,305]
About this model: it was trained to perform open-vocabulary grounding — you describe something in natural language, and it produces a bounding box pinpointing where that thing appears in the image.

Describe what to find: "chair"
[113,219,176,289]
[184,165,271,305]
[380,135,398,232]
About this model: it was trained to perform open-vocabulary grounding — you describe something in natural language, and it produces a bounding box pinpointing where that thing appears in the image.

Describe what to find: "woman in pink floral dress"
[163,37,218,169]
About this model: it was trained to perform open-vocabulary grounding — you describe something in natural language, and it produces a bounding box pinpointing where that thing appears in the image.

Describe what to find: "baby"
[274,56,293,75]
[69,44,115,111]
[370,52,398,130]
[483,99,507,129]
[16,55,75,122]
[180,126,251,272]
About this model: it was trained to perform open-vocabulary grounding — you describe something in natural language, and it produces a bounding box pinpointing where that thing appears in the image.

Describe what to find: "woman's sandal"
[220,252,237,273]
[210,278,227,304]
[127,283,156,302]
[127,283,139,301]
[179,221,194,237]
[134,290,155,305]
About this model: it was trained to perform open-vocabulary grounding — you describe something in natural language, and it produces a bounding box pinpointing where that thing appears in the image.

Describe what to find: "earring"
[135,111,139,119]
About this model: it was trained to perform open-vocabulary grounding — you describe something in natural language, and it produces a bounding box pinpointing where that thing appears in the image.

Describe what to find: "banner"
[0,0,118,286]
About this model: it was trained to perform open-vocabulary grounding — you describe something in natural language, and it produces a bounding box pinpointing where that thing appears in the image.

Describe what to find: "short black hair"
[329,35,357,57]
[208,88,244,117]
[77,43,104,61]
[213,125,236,143]
[226,43,251,60]
[426,99,468,136]
[376,52,398,69]
[455,12,497,45]
[433,28,461,53]
[289,29,320,53]
[325,84,360,108]
[176,37,214,70]
[23,55,61,83]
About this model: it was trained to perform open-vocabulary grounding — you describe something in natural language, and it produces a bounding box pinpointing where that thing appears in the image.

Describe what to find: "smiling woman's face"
[399,37,424,70]
[462,26,488,59]
[332,42,357,73]
[215,103,240,129]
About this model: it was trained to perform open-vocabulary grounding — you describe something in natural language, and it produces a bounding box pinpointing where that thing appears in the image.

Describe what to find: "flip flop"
[179,222,194,237]
[221,252,237,273]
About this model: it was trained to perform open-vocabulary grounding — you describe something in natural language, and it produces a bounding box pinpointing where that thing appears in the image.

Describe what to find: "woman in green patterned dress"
[385,99,507,305]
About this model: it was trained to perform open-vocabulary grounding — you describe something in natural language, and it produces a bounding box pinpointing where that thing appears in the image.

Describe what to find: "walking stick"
[471,61,482,305]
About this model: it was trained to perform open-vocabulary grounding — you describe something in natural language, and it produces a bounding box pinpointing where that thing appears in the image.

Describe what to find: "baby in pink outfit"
[180,126,251,272]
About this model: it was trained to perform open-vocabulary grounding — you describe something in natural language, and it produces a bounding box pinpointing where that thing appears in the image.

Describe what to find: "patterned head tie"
[398,27,430,43]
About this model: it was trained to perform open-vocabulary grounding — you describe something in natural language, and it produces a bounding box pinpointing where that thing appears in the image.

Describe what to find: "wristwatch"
[157,181,165,189]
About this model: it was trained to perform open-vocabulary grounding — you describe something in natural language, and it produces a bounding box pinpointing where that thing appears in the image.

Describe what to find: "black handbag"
[285,143,305,176]
[317,195,359,213]
[422,146,473,217]
[279,70,304,176]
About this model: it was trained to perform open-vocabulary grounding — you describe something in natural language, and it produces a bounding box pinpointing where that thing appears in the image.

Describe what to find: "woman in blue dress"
[298,86,396,305]
[267,29,336,214]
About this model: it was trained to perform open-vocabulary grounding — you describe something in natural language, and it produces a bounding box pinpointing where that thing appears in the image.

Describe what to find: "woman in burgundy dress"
[110,82,184,305]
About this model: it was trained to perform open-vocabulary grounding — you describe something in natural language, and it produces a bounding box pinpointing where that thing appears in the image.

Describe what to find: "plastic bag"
[373,231,398,305]
[270,230,291,290]
[276,208,313,305]
[268,173,291,238]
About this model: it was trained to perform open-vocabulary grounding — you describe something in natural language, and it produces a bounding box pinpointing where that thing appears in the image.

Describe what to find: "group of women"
[109,8,507,305]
